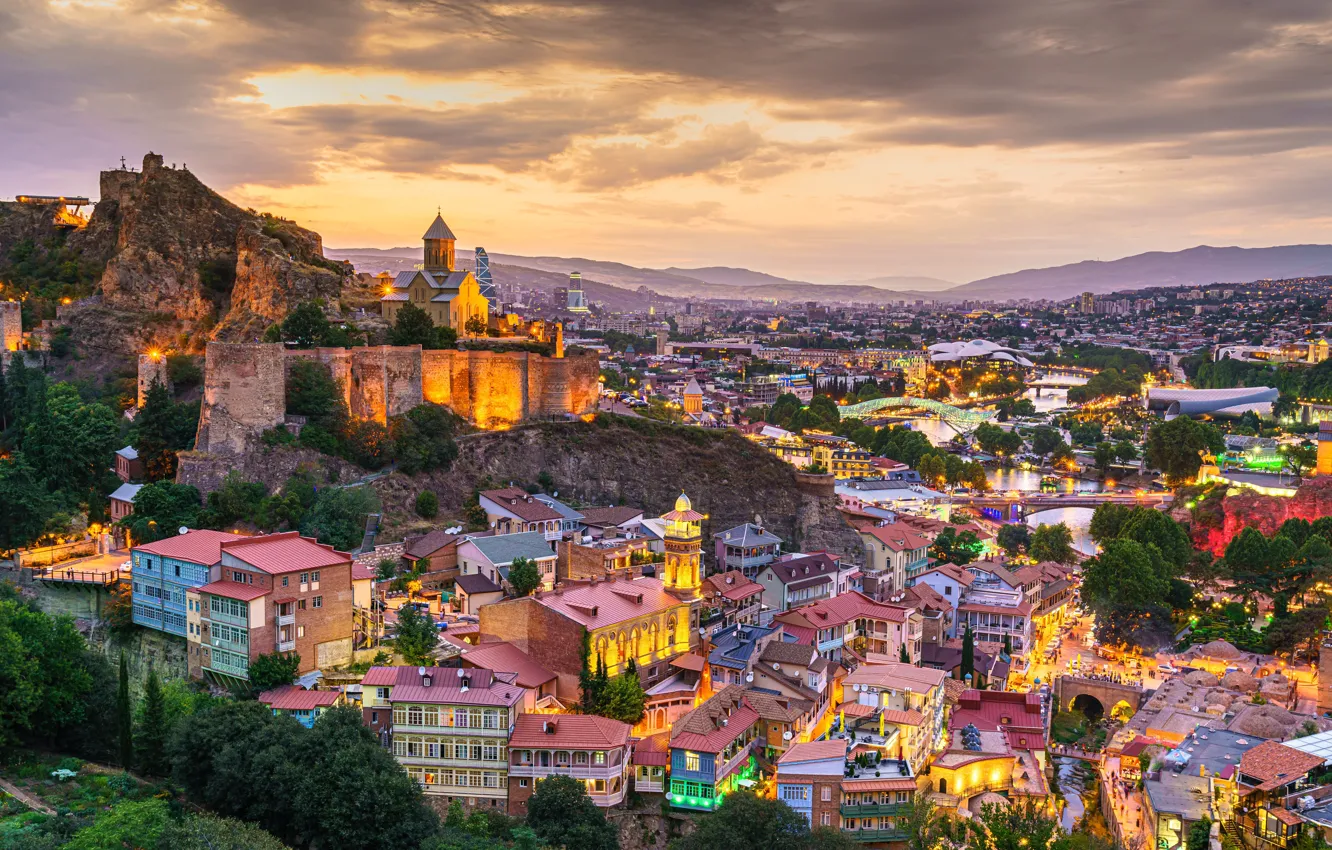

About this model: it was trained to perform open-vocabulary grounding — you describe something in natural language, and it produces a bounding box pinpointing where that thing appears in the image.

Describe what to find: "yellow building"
[810,443,873,479]
[380,213,489,334]
[1319,421,1332,476]
[661,493,704,601]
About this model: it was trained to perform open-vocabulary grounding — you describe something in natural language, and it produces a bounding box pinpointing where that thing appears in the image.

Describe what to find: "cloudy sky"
[4,0,1332,284]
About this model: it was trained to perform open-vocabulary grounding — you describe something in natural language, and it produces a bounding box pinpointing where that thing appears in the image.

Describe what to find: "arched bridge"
[836,397,997,435]
[1055,675,1145,719]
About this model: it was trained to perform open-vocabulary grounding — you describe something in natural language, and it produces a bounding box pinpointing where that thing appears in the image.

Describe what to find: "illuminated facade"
[661,493,704,601]
[567,271,589,312]
[380,213,490,333]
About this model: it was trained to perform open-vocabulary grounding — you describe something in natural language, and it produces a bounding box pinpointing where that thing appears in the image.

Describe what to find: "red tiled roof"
[537,577,685,630]
[197,580,268,601]
[704,570,763,602]
[879,709,925,727]
[917,563,975,586]
[509,714,631,749]
[221,532,350,575]
[258,685,341,711]
[352,563,376,581]
[778,739,849,764]
[836,702,876,718]
[480,488,564,523]
[779,624,816,645]
[361,665,526,707]
[633,731,671,766]
[134,529,246,565]
[950,689,1045,736]
[791,591,910,627]
[671,687,761,752]
[579,506,645,526]
[460,642,556,688]
[1240,741,1325,791]
[760,553,841,586]
[862,522,932,552]
[671,654,706,672]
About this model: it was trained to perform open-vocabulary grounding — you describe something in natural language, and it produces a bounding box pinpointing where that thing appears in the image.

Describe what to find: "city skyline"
[5,1,1332,284]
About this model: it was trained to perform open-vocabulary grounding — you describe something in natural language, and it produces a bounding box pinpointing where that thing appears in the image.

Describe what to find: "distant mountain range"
[326,243,1332,305]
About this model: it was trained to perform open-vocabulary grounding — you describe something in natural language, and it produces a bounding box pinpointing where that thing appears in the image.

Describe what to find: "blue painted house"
[667,686,762,810]
[131,530,245,637]
[258,684,342,728]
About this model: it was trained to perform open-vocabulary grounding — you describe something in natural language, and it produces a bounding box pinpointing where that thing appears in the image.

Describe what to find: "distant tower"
[138,350,171,408]
[567,272,589,312]
[474,247,496,304]
[682,378,703,416]
[661,493,704,600]
[1080,292,1095,313]
[423,213,456,273]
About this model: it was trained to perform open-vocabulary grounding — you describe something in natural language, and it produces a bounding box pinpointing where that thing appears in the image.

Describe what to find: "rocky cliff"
[386,417,864,559]
[3,152,346,356]
[1185,477,1332,554]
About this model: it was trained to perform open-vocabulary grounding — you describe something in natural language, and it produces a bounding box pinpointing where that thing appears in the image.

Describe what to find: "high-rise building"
[567,271,589,312]
[474,247,497,304]
[1080,291,1095,313]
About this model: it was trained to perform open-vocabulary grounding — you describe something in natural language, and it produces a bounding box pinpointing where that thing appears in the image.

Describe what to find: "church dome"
[674,492,692,513]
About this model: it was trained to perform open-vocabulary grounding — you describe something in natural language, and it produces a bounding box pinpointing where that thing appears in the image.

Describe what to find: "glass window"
[300,573,309,584]
[313,596,322,609]
[312,571,320,582]
[685,752,700,771]
[408,706,423,726]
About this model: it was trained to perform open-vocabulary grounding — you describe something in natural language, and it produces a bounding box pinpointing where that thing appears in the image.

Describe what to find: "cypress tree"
[117,652,133,770]
[960,624,975,684]
[138,667,167,775]
[899,643,909,663]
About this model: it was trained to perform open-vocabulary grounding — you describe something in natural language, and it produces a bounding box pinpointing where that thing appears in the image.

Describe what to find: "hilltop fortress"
[191,342,601,456]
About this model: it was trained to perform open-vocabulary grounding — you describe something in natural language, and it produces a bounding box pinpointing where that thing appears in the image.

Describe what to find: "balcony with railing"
[508,762,625,781]
[277,639,296,652]
[844,828,910,843]
[205,650,249,679]
[840,802,910,818]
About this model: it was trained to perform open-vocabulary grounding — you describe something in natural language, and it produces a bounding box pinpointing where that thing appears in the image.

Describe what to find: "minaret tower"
[661,492,704,600]
[423,212,456,273]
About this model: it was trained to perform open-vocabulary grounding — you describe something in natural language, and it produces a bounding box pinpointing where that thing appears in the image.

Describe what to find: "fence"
[16,539,96,569]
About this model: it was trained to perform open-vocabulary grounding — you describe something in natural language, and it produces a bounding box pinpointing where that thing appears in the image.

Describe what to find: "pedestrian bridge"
[1055,674,1145,720]
[835,397,997,435]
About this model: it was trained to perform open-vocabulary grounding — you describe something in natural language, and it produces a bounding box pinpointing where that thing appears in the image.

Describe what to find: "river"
[1056,757,1095,832]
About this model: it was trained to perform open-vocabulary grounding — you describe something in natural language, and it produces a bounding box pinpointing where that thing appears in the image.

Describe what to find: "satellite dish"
[178,526,189,535]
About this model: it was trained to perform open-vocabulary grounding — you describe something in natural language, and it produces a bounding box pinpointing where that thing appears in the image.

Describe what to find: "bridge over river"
[950,490,1172,520]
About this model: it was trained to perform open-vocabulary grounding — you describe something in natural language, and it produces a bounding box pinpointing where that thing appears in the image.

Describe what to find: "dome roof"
[675,492,692,512]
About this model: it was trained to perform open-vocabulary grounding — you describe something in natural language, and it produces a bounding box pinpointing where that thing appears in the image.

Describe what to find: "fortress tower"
[0,301,22,352]
[661,492,704,602]
[137,351,172,407]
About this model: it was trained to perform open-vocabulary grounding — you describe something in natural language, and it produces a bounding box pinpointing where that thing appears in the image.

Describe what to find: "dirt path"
[0,777,56,815]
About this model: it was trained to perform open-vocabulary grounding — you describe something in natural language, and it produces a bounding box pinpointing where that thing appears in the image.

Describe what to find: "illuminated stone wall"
[0,301,23,352]
[421,349,599,430]
[194,343,600,457]
[137,353,171,407]
[194,342,286,455]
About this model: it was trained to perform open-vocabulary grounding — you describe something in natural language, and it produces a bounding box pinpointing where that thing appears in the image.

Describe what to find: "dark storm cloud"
[4,0,1332,195]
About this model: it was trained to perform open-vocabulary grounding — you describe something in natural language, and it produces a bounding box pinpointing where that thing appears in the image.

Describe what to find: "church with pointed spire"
[379,212,490,335]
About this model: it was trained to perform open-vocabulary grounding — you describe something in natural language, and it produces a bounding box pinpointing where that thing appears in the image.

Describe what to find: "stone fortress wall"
[193,342,600,454]
[137,353,171,407]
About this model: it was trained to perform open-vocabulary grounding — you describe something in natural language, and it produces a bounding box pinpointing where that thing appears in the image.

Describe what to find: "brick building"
[187,532,355,684]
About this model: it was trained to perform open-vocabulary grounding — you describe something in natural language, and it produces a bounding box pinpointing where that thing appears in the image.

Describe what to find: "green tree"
[996,523,1030,557]
[964,799,1062,850]
[133,377,196,481]
[137,666,168,775]
[1284,442,1318,479]
[1082,539,1172,613]
[508,557,541,597]
[415,490,439,519]
[672,791,812,850]
[1187,817,1213,850]
[527,774,619,850]
[390,303,440,348]
[117,652,133,769]
[0,589,97,748]
[247,652,301,694]
[1030,426,1064,458]
[279,301,332,348]
[25,382,119,499]
[961,623,975,683]
[1088,502,1135,543]
[66,799,170,850]
[160,813,293,850]
[395,605,439,666]
[121,481,203,544]
[596,668,647,725]
[0,456,52,549]
[299,485,379,551]
[1093,441,1118,476]
[389,403,462,475]
[286,359,345,422]
[1029,522,1077,564]
[1120,509,1193,571]
[917,453,946,489]
[901,793,942,850]
[1145,416,1224,484]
